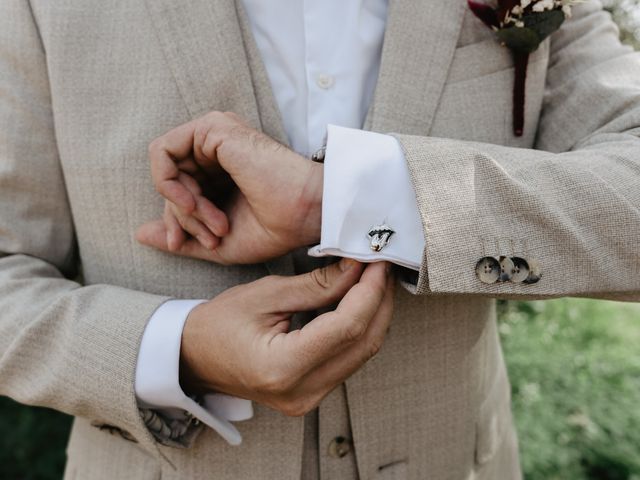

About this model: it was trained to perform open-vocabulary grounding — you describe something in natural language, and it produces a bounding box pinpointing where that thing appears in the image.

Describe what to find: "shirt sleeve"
[308,124,425,270]
[135,299,254,446]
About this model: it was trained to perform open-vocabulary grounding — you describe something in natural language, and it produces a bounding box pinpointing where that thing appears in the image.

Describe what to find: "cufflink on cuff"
[368,224,395,252]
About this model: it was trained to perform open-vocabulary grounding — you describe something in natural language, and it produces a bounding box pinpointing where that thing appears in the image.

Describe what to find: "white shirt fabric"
[308,125,424,269]
[135,0,425,445]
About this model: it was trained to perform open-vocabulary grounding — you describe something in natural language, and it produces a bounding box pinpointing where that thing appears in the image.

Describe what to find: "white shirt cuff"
[135,299,253,446]
[309,125,425,270]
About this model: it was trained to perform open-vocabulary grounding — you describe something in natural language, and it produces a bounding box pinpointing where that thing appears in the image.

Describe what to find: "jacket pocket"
[447,38,549,85]
[66,417,162,480]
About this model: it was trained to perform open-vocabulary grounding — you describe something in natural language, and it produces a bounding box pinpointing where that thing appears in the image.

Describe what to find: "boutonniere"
[468,0,582,136]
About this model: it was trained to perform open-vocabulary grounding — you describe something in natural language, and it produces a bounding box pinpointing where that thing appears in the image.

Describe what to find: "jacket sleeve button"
[498,256,516,282]
[510,257,530,283]
[522,259,542,284]
[475,257,500,284]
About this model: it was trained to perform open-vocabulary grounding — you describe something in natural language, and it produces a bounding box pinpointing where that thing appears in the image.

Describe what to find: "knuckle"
[255,370,294,396]
[148,138,165,156]
[367,337,384,359]
[361,283,385,306]
[344,318,367,343]
[308,267,331,291]
[276,397,315,418]
[254,274,282,290]
[205,110,223,122]
[193,123,210,143]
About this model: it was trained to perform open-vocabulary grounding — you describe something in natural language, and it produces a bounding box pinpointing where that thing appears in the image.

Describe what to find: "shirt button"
[328,436,352,458]
[316,73,335,89]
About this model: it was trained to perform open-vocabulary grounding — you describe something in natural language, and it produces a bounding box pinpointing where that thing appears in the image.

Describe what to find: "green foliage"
[497,10,566,53]
[499,299,640,480]
[0,397,71,480]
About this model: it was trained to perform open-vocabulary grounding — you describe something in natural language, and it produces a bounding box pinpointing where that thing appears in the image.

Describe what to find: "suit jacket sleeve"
[394,1,640,299]
[0,0,186,458]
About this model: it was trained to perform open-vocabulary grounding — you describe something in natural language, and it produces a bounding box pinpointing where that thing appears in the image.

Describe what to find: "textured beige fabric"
[1,0,638,479]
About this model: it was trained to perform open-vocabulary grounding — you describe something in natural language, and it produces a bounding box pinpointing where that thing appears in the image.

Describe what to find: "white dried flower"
[532,0,555,12]
[511,5,524,16]
[562,4,572,17]
[521,0,532,8]
[515,20,525,27]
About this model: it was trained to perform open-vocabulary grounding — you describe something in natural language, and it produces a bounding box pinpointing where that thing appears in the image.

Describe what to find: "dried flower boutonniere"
[468,0,582,136]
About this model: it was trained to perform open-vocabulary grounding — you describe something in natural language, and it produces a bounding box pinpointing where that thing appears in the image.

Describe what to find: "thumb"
[268,259,365,313]
[135,220,169,250]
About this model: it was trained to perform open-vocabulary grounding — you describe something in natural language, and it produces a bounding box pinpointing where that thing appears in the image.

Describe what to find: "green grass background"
[1,1,640,479]
[500,299,640,480]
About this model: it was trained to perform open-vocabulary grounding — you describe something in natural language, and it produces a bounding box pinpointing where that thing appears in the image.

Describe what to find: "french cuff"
[309,125,425,271]
[135,299,253,447]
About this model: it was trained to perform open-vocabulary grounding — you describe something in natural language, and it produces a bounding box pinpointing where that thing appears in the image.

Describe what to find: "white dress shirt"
[135,0,425,445]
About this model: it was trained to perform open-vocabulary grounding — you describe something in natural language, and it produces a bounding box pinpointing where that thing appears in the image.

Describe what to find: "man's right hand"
[180,260,394,416]
[136,112,323,265]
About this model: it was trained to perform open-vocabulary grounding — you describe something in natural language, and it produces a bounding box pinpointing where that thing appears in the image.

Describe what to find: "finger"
[177,172,229,237]
[170,203,220,251]
[177,171,202,196]
[257,259,365,313]
[296,272,395,395]
[195,196,230,237]
[194,126,223,175]
[176,156,201,176]
[191,112,249,174]
[278,262,390,370]
[149,121,200,212]
[136,220,229,263]
[164,203,186,252]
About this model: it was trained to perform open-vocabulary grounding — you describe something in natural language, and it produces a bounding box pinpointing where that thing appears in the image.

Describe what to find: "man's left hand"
[136,112,323,264]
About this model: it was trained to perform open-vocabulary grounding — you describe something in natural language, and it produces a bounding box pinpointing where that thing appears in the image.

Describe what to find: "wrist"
[298,160,323,245]
[179,303,213,395]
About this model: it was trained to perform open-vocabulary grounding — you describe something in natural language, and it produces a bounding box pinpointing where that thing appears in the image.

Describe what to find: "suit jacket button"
[475,257,500,284]
[523,259,542,284]
[328,436,352,458]
[510,257,530,283]
[499,256,516,282]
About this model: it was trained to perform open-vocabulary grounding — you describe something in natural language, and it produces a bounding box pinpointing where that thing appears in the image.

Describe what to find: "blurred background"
[1,2,640,479]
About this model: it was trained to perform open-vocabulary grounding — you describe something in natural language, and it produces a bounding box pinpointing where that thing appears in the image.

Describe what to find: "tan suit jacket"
[1,0,639,479]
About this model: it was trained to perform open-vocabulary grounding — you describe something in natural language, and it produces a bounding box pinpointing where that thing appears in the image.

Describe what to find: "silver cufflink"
[368,224,395,252]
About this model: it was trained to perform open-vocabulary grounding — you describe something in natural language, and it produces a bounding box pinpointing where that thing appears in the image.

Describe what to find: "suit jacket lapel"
[365,0,467,135]
[234,0,289,146]
[144,0,294,277]
[144,0,261,126]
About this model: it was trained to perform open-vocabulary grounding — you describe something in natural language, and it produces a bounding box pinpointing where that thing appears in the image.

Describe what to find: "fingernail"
[339,258,356,272]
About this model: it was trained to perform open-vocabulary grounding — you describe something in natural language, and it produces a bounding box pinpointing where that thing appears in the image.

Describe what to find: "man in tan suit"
[1,0,639,479]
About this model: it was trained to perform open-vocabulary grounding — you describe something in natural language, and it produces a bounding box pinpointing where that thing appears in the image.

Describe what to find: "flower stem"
[512,51,529,137]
